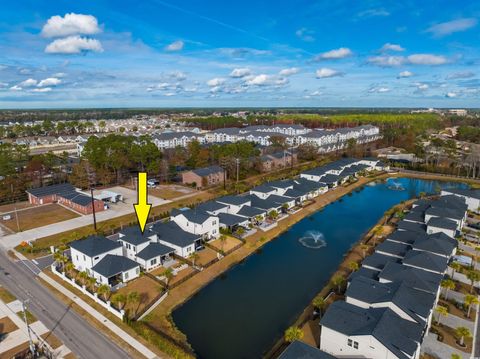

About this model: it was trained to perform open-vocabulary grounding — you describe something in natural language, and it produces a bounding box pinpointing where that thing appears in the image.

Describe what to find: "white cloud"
[41,13,101,38]
[31,87,53,93]
[380,43,405,52]
[368,56,405,67]
[397,71,413,78]
[446,71,475,80]
[369,86,390,93]
[279,67,299,76]
[315,68,343,78]
[53,72,67,78]
[275,77,289,86]
[407,54,448,65]
[445,92,458,98]
[169,71,187,81]
[207,78,226,87]
[316,47,352,60]
[19,78,38,87]
[310,90,323,96]
[37,77,62,87]
[9,85,22,91]
[368,54,448,66]
[244,74,271,86]
[209,86,223,93]
[45,36,103,54]
[295,28,315,42]
[426,18,477,37]
[230,68,251,78]
[357,8,390,18]
[165,40,184,52]
[416,83,429,91]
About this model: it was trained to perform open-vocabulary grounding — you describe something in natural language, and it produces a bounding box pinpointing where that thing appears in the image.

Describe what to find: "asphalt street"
[0,250,132,359]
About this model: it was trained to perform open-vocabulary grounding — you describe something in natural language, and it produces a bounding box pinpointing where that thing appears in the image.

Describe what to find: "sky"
[0,0,479,108]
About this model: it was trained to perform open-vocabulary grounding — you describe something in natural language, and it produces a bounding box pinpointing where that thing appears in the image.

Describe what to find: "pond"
[172,177,468,359]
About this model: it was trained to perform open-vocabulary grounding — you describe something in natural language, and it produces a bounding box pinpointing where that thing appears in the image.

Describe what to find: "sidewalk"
[39,271,159,359]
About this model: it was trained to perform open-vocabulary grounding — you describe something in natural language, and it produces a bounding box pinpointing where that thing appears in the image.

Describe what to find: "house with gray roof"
[402,250,449,275]
[426,217,458,238]
[90,254,140,286]
[375,241,411,259]
[182,165,225,189]
[278,341,335,359]
[362,252,401,272]
[441,188,480,213]
[379,262,442,295]
[171,208,219,240]
[149,221,202,258]
[135,243,175,271]
[320,301,423,359]
[412,232,457,258]
[70,235,123,274]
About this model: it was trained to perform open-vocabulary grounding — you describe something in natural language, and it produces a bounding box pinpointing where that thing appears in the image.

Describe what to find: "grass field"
[0,201,34,214]
[115,275,164,316]
[0,287,16,303]
[1,204,79,232]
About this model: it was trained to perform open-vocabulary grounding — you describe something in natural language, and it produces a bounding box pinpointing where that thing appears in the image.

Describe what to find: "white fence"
[51,265,125,320]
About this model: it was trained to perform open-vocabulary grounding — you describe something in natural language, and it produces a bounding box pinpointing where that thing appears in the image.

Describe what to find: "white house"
[215,195,251,214]
[320,301,422,359]
[70,235,123,273]
[149,221,202,258]
[249,184,277,199]
[90,254,140,286]
[171,209,219,240]
[441,188,480,213]
[426,217,457,238]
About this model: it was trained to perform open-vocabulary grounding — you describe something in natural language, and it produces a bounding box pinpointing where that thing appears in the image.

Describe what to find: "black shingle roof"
[320,301,422,359]
[375,241,411,258]
[386,230,428,245]
[196,200,228,213]
[412,232,457,257]
[216,195,251,206]
[191,165,224,177]
[149,221,201,248]
[426,206,465,221]
[348,266,379,282]
[362,252,401,271]
[427,217,457,231]
[443,188,480,200]
[118,226,152,245]
[26,183,75,197]
[60,191,93,206]
[70,235,121,257]
[397,220,427,234]
[136,243,174,260]
[171,208,213,224]
[91,254,139,278]
[402,250,449,273]
[278,341,336,359]
[236,205,265,218]
[250,184,276,194]
[379,262,442,294]
[218,212,248,227]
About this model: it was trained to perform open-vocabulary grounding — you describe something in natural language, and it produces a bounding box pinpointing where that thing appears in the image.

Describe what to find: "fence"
[50,265,125,320]
[135,290,168,321]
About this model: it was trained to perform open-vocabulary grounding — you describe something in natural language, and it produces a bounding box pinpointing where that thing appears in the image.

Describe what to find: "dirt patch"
[2,204,79,232]
[209,236,242,252]
[0,287,16,303]
[41,332,64,349]
[169,267,197,287]
[195,247,218,266]
[0,201,34,214]
[116,275,164,315]
[432,323,472,353]
[0,316,18,334]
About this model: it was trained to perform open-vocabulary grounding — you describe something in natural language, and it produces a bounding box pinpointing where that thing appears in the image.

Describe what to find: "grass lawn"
[432,323,473,353]
[41,332,64,349]
[149,186,195,200]
[169,267,197,287]
[195,247,218,267]
[17,310,36,324]
[0,316,18,334]
[0,287,16,303]
[209,236,242,252]
[115,275,164,316]
[0,201,34,214]
[2,204,79,232]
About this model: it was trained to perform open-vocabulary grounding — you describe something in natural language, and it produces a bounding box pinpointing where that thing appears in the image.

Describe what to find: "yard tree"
[450,262,461,277]
[455,326,472,347]
[78,271,89,286]
[466,270,480,293]
[284,326,303,343]
[219,234,227,252]
[360,244,370,259]
[312,296,326,316]
[87,277,96,291]
[268,210,279,220]
[111,293,127,309]
[53,251,67,272]
[440,279,455,301]
[348,261,359,272]
[435,305,448,325]
[64,262,74,278]
[127,291,140,317]
[97,284,111,302]
[164,267,174,287]
[331,274,346,293]
[464,294,479,318]
[189,252,200,267]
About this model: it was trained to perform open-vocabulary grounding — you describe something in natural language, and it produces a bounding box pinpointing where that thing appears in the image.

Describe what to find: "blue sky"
[1,0,479,108]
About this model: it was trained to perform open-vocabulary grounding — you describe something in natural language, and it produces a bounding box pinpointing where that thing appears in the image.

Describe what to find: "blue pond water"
[172,178,468,359]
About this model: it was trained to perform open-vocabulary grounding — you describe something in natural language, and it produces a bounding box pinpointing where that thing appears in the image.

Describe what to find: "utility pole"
[90,188,97,231]
[11,184,20,232]
[22,300,35,356]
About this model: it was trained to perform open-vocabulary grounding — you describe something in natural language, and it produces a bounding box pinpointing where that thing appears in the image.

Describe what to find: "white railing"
[51,265,125,320]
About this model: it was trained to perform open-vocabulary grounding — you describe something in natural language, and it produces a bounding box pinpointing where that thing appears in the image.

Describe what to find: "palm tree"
[87,277,96,292]
[450,262,461,277]
[331,274,346,293]
[435,305,448,326]
[64,262,74,278]
[254,215,263,225]
[348,261,359,272]
[467,270,480,293]
[189,252,200,267]
[111,293,127,310]
[78,271,89,286]
[441,279,456,300]
[312,296,326,316]
[97,284,111,302]
[164,267,174,287]
[268,210,279,221]
[464,294,479,318]
[284,326,303,343]
[53,251,67,272]
[127,291,140,316]
[219,235,227,252]
[454,326,472,347]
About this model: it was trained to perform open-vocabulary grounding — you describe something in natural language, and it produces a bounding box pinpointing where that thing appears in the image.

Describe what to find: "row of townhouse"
[302,192,472,359]
[66,157,388,287]
[149,124,381,151]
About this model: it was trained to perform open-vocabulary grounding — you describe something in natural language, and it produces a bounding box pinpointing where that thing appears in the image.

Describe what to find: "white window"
[124,272,129,280]
[354,341,359,349]
[347,339,352,347]
[151,258,157,265]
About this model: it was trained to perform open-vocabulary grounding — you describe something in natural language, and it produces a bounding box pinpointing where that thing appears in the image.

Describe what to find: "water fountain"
[298,230,327,249]
[387,179,405,191]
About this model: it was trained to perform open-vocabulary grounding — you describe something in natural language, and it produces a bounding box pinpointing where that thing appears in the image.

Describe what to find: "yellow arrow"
[134,172,152,234]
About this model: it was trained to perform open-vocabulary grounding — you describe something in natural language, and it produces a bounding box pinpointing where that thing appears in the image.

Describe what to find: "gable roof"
[425,206,465,221]
[379,262,442,294]
[190,165,224,177]
[218,212,248,227]
[386,230,427,245]
[443,188,480,200]
[320,301,422,359]
[61,191,94,206]
[216,195,251,206]
[397,220,427,234]
[70,235,121,257]
[278,341,336,359]
[375,241,411,258]
[118,226,152,246]
[427,217,457,231]
[91,254,139,278]
[402,250,449,273]
[362,252,401,271]
[196,200,228,213]
[149,221,201,247]
[250,184,277,194]
[136,243,175,260]
[412,232,457,256]
[26,183,75,197]
[171,208,213,224]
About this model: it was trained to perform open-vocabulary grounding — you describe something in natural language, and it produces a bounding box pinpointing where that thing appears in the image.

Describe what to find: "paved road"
[0,251,131,359]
